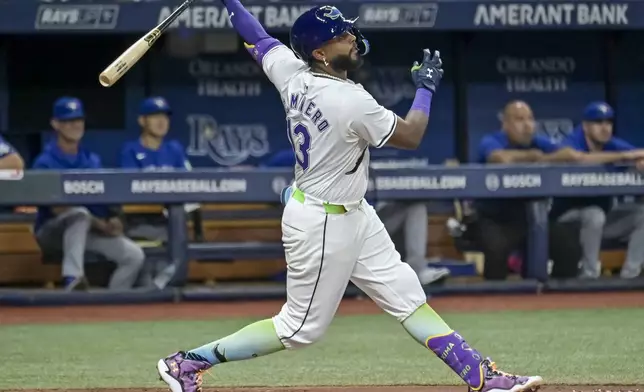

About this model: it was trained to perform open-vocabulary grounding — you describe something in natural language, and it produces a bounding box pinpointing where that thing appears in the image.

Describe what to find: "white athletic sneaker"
[418,266,450,285]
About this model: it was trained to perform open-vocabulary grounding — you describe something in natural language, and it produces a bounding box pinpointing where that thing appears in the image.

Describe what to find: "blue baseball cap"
[139,97,172,116]
[583,101,614,122]
[53,97,85,121]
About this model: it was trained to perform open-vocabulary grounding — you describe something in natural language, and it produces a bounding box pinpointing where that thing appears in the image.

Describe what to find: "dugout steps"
[1,278,643,306]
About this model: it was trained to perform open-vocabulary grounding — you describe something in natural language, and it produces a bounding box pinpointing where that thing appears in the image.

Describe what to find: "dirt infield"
[3,291,644,325]
[3,291,644,392]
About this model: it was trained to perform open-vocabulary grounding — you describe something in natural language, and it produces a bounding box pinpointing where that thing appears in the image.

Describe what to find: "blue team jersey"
[475,131,560,221]
[477,131,560,164]
[551,127,636,219]
[120,139,191,171]
[560,126,635,152]
[32,141,109,231]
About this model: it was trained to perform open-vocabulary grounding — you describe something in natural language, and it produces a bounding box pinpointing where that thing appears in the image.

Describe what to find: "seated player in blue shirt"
[551,101,644,279]
[477,101,578,165]
[120,97,197,288]
[475,100,579,222]
[475,101,644,281]
[263,148,450,285]
[475,100,589,280]
[32,97,145,291]
[0,135,24,170]
[120,97,191,171]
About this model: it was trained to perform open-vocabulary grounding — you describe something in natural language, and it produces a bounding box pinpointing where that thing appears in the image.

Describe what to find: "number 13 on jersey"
[287,118,311,171]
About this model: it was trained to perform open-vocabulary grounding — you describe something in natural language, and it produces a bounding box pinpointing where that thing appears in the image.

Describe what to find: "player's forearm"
[539,148,581,163]
[402,89,433,148]
[577,151,630,164]
[541,147,633,164]
[222,0,270,45]
[488,150,542,164]
[0,153,24,170]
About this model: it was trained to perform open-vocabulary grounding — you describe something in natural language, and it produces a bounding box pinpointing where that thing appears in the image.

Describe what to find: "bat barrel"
[99,73,113,88]
[98,60,128,88]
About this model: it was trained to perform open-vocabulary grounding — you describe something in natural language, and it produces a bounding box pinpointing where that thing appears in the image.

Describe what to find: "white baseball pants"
[273,191,428,349]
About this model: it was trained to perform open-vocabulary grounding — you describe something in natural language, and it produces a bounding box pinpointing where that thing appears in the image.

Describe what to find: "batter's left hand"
[411,49,444,93]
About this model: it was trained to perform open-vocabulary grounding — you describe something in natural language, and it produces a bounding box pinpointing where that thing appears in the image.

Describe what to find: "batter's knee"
[580,206,606,229]
[272,308,330,349]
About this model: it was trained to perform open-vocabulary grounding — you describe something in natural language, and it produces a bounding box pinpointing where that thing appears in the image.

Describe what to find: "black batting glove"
[411,49,444,93]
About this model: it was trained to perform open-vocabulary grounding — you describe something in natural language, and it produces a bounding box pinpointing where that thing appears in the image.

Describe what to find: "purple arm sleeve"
[224,0,282,64]
[224,0,268,43]
[410,88,433,116]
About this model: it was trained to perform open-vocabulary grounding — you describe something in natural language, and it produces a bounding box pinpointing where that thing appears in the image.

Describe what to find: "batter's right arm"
[220,0,304,89]
[386,49,444,150]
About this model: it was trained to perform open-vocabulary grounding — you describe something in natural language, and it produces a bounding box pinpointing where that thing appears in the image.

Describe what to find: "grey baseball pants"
[378,202,429,274]
[126,223,176,289]
[35,207,145,289]
[557,203,644,279]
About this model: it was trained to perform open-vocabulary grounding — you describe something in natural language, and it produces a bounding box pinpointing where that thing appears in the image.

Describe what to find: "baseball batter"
[157,2,543,392]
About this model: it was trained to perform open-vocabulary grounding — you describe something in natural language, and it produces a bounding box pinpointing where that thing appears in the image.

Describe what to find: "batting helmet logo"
[322,6,342,20]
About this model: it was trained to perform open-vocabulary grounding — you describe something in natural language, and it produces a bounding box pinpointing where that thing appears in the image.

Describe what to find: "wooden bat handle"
[99,28,161,87]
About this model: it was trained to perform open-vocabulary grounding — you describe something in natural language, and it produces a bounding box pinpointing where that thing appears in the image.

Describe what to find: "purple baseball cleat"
[157,351,211,392]
[426,331,542,392]
[475,359,543,392]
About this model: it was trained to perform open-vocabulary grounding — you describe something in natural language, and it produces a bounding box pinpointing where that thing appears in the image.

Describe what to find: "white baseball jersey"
[262,45,398,204]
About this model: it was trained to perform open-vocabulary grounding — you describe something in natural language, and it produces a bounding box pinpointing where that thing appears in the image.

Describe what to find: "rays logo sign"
[186,114,270,167]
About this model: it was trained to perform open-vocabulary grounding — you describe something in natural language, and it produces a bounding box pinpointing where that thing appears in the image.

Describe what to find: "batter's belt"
[291,188,348,215]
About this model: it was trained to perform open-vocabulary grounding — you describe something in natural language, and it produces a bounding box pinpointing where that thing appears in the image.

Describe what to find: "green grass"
[1,308,643,389]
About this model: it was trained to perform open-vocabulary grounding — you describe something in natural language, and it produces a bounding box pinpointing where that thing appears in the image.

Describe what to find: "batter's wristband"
[410,88,433,115]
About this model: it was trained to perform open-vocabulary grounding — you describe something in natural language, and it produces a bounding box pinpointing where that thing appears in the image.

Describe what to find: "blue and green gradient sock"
[402,303,486,390]
[186,318,285,365]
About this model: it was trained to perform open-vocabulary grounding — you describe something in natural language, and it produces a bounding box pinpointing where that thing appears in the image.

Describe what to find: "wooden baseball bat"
[99,0,196,87]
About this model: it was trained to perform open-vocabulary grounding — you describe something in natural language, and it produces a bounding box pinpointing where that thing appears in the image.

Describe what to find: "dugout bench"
[0,204,627,288]
[0,202,464,287]
[0,204,288,287]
